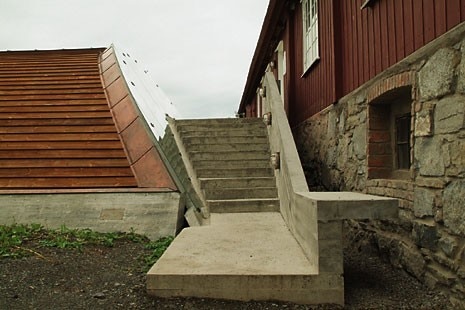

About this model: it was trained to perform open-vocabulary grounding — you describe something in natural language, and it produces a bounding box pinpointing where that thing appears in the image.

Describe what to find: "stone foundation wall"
[294,24,465,306]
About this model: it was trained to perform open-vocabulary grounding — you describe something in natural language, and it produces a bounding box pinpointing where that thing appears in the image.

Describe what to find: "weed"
[1,224,174,269]
[143,236,174,271]
[0,223,45,258]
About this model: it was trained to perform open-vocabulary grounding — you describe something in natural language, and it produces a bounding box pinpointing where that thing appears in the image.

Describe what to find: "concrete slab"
[149,212,316,275]
[146,213,343,304]
[295,191,399,221]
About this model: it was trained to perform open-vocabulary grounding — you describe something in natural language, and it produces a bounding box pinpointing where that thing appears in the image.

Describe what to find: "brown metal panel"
[0,158,131,168]
[0,141,124,150]
[120,118,154,165]
[99,52,117,73]
[112,96,139,133]
[0,149,127,159]
[0,177,137,189]
[103,77,128,107]
[0,167,134,177]
[102,63,121,86]
[0,48,139,189]
[132,147,177,189]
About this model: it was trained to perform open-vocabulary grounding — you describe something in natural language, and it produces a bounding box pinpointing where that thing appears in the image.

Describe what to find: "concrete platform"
[147,213,344,304]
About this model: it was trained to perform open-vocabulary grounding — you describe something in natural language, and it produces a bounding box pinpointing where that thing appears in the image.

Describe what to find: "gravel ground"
[0,231,453,309]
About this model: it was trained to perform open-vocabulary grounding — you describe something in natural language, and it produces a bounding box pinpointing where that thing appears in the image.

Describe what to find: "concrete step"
[203,187,278,200]
[188,150,269,161]
[199,177,277,190]
[208,198,279,213]
[194,159,271,170]
[195,168,273,178]
[185,143,269,153]
[176,119,266,131]
[180,129,267,138]
[147,213,339,304]
[182,136,268,145]
[174,118,265,126]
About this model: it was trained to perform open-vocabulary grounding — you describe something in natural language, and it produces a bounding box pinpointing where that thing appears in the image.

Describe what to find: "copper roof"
[0,48,176,191]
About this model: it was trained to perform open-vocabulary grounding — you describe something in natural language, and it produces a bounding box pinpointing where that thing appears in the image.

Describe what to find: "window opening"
[302,0,319,73]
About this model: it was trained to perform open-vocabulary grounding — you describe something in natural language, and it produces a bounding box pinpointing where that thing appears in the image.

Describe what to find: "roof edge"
[238,0,288,113]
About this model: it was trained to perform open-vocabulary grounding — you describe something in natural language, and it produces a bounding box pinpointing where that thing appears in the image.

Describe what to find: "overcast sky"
[0,0,269,118]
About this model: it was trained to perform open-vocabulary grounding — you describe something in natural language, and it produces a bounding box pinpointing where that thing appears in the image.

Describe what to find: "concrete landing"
[147,213,343,304]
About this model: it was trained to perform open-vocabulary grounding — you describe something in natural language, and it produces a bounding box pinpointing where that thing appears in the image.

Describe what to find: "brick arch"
[367,71,415,179]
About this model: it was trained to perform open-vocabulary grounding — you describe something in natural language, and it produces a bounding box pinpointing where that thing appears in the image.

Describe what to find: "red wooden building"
[240,0,465,305]
[240,0,465,126]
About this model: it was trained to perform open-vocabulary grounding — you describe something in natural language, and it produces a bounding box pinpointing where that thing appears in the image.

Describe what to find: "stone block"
[446,140,465,176]
[413,187,436,218]
[414,137,445,177]
[434,95,465,134]
[412,220,438,250]
[457,40,465,94]
[438,235,459,258]
[353,124,367,160]
[443,180,465,235]
[400,243,425,279]
[415,105,434,137]
[418,48,460,101]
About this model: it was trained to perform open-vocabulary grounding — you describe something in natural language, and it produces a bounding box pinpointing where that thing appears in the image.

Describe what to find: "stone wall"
[294,24,465,306]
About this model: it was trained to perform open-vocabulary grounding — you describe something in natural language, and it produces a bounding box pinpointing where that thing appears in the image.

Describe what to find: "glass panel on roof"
[113,45,179,139]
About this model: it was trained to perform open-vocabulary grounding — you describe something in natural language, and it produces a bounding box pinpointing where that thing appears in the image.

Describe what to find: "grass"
[0,223,173,270]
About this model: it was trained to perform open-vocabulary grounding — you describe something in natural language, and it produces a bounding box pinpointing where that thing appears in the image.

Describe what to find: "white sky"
[0,0,269,118]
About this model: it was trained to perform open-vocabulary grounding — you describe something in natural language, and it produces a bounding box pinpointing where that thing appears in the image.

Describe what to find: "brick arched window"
[367,72,414,179]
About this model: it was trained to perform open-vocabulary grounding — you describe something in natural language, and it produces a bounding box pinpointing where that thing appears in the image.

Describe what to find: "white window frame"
[302,0,319,74]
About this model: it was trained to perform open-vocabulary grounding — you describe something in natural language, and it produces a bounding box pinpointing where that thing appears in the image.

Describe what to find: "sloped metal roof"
[0,47,176,191]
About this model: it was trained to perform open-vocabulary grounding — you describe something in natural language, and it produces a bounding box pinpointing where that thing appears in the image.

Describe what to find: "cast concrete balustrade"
[261,71,398,272]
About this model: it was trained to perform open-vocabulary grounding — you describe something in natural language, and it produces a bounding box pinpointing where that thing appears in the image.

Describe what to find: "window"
[367,87,412,180]
[302,0,319,73]
[395,114,411,170]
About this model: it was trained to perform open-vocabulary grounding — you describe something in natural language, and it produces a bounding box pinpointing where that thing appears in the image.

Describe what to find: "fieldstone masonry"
[295,25,465,307]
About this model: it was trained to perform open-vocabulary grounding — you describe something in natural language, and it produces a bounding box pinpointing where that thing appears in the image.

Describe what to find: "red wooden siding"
[259,0,465,127]
[286,0,339,125]
[0,49,137,189]
[339,0,465,100]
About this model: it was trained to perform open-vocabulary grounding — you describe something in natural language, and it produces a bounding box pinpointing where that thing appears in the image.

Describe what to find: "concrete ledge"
[295,192,398,221]
[148,274,343,305]
[146,213,345,305]
[0,191,182,239]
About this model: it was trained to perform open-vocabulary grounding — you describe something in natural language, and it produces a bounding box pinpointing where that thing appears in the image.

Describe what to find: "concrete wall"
[294,24,465,307]
[0,191,181,240]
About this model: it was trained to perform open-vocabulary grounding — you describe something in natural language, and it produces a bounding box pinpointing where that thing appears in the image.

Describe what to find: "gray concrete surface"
[0,191,181,240]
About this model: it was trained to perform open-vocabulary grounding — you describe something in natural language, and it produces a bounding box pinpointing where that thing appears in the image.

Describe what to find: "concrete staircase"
[147,117,398,305]
[147,118,333,304]
[174,118,279,213]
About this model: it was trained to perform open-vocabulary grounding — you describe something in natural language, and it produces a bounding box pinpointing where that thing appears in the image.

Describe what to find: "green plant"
[143,236,174,271]
[1,224,174,269]
[0,223,45,258]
